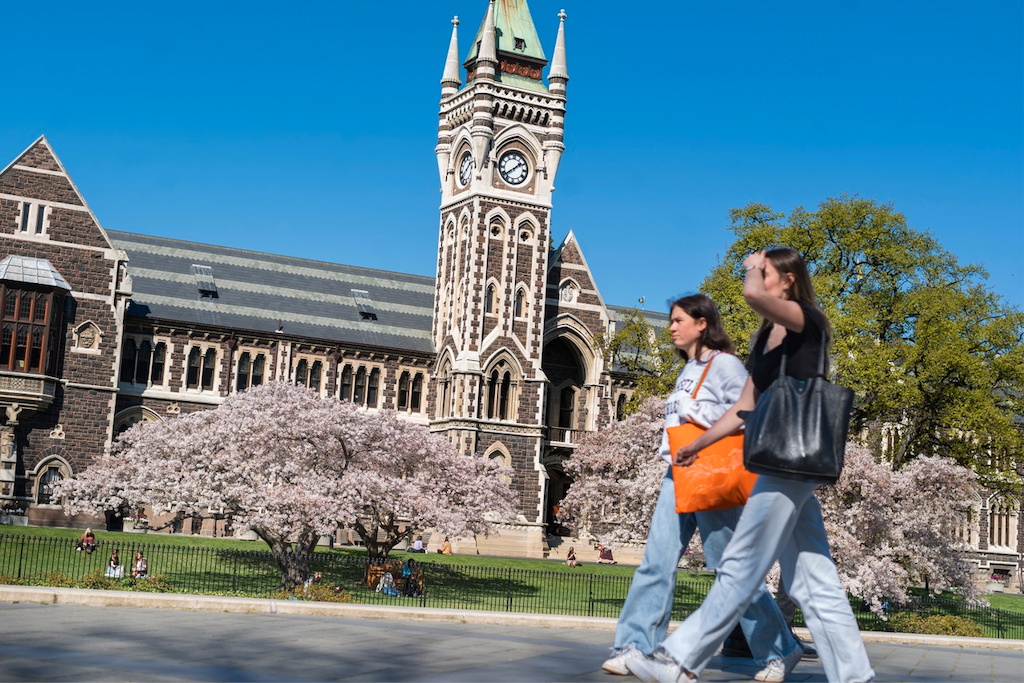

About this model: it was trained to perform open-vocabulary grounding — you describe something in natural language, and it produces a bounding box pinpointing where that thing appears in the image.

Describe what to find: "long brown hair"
[670,293,735,361]
[760,247,833,353]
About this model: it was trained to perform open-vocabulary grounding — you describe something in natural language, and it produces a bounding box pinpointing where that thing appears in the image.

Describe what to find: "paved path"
[1,600,1022,682]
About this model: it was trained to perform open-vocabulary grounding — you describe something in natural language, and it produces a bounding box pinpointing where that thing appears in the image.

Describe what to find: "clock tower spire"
[431,2,569,555]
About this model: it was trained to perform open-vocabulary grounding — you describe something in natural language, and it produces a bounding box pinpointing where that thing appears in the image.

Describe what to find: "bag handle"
[691,352,718,399]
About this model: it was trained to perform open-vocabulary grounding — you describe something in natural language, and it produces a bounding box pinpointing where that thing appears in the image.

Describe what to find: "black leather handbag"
[742,335,853,484]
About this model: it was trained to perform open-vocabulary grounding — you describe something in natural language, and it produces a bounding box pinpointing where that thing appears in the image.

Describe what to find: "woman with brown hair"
[628,250,873,683]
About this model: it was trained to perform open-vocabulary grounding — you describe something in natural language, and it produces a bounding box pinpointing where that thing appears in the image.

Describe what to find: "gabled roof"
[465,0,547,64]
[108,231,436,354]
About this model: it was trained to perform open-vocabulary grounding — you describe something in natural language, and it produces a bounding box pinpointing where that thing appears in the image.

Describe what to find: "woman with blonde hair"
[628,249,873,683]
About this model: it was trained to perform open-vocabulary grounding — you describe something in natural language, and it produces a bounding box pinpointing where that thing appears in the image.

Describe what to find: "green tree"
[702,196,1024,492]
[598,308,683,415]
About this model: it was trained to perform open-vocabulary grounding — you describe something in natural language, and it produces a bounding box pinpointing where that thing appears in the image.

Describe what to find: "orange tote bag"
[669,355,758,513]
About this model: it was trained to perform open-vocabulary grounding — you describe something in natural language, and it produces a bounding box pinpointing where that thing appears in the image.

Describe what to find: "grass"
[986,592,1024,615]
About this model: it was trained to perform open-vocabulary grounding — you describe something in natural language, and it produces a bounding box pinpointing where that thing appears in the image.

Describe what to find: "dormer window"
[191,265,218,298]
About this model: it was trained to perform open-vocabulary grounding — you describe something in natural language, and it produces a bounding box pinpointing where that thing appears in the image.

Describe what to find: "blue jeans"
[661,475,875,682]
[614,466,796,665]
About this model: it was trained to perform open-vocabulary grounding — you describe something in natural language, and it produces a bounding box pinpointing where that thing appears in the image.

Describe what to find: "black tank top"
[746,302,828,395]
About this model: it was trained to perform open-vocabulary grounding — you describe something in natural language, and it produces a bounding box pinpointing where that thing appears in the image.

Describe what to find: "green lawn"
[986,592,1024,615]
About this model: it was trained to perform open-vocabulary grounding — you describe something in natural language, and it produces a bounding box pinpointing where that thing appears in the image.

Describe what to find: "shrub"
[43,571,78,588]
[0,574,20,585]
[125,574,174,593]
[271,581,351,603]
[889,613,985,637]
[75,571,123,591]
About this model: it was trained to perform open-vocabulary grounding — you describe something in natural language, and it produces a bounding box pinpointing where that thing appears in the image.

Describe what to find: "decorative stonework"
[166,402,181,415]
[48,424,65,440]
[72,321,102,354]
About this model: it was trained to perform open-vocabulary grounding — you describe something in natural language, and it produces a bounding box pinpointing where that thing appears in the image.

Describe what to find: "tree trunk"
[254,527,317,590]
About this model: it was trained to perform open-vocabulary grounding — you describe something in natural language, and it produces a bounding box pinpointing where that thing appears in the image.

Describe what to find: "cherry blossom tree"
[55,382,515,588]
[559,403,980,614]
[558,398,668,543]
[818,443,981,614]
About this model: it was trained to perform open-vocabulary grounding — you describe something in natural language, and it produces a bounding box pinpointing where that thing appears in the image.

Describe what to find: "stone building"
[0,0,1019,571]
[0,1,668,557]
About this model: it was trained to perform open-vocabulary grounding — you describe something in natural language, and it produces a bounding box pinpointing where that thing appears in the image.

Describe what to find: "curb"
[2,585,1022,653]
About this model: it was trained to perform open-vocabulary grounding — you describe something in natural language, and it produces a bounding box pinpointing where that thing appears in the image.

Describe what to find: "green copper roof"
[465,0,547,64]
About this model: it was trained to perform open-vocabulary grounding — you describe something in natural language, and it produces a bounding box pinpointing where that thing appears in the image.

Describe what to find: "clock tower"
[431,1,568,555]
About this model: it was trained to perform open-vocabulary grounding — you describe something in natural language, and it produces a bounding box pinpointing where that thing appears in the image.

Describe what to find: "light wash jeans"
[614,466,796,665]
[661,475,875,683]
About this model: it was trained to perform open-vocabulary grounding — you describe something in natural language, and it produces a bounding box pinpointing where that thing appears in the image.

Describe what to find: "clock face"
[458,152,474,187]
[498,151,528,185]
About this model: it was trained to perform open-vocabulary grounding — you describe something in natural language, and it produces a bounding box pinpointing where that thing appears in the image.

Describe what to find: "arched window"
[120,340,137,383]
[310,361,323,392]
[135,340,152,385]
[251,354,264,386]
[559,386,575,429]
[37,466,62,505]
[4,293,15,317]
[18,292,31,321]
[437,360,452,419]
[499,372,511,419]
[514,289,525,318]
[0,325,10,367]
[202,348,217,390]
[295,359,308,386]
[616,394,627,421]
[186,347,201,388]
[485,284,496,314]
[367,368,380,407]
[33,294,47,322]
[339,364,353,401]
[0,282,63,375]
[411,373,423,412]
[151,343,166,384]
[398,371,410,410]
[354,367,367,404]
[237,352,251,391]
[487,370,499,419]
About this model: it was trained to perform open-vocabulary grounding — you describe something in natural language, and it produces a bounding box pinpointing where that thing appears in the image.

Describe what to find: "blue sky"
[2,1,1021,311]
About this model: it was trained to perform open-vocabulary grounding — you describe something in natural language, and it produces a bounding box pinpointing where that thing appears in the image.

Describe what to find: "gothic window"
[485,284,496,315]
[398,371,410,410]
[339,364,353,401]
[36,466,62,505]
[436,360,452,419]
[989,500,1016,548]
[514,288,525,318]
[411,373,423,412]
[135,340,152,385]
[0,285,63,372]
[353,367,366,404]
[202,348,217,390]
[186,347,201,388]
[295,359,308,386]
[237,353,251,391]
[559,386,575,429]
[120,340,137,383]
[616,394,627,421]
[367,368,379,407]
[151,343,166,384]
[310,361,323,392]
[251,354,264,386]
[485,359,518,421]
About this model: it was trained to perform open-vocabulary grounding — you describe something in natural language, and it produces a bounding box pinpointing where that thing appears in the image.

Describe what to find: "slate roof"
[0,256,72,291]
[108,231,436,354]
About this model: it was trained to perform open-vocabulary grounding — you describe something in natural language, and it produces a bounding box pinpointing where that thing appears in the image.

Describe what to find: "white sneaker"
[625,648,696,683]
[754,645,802,682]
[602,643,643,675]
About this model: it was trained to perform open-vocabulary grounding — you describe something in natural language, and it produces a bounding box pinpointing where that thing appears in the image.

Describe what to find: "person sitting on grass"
[105,549,124,579]
[131,550,148,578]
[76,528,97,554]
[566,546,579,567]
[438,537,453,555]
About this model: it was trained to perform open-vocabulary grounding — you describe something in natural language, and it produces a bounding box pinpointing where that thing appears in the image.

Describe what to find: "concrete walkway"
[1,586,1021,682]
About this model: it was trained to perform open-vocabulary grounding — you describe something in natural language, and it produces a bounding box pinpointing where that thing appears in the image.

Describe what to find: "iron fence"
[1,534,1021,639]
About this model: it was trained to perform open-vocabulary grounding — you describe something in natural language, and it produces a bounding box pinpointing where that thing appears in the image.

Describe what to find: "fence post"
[506,567,513,612]
[232,552,238,592]
[588,573,594,617]
[17,535,26,580]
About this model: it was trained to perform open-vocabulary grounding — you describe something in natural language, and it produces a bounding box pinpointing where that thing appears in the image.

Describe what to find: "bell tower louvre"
[431,1,569,554]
